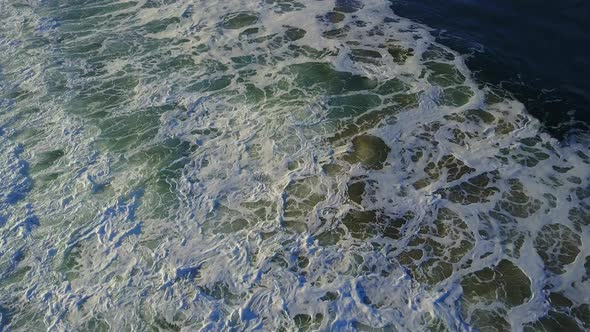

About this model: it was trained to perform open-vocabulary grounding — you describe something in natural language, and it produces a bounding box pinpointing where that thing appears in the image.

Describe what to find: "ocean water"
[390,0,590,138]
[0,0,589,331]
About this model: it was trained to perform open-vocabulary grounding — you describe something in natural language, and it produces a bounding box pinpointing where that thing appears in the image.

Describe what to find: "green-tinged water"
[0,0,589,331]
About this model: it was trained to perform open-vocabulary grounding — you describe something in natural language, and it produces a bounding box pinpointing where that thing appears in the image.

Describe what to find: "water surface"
[0,0,589,330]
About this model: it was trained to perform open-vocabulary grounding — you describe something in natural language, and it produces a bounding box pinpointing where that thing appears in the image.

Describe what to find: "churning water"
[0,0,589,330]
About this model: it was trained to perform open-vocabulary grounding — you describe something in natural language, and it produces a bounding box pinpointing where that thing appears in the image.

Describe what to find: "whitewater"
[0,0,589,330]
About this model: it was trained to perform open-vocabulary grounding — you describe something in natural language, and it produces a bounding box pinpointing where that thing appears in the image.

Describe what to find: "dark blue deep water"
[390,0,590,138]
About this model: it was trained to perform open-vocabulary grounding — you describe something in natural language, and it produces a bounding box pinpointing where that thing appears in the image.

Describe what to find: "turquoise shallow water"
[0,0,589,331]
